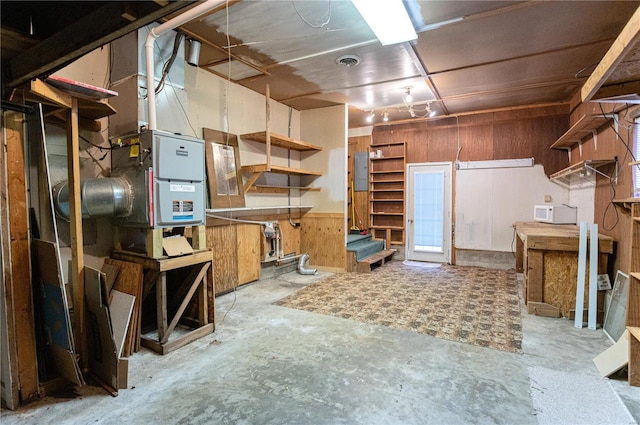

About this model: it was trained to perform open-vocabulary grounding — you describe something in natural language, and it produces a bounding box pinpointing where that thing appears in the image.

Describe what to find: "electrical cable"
[155,31,185,95]
[220,0,237,324]
[292,0,332,29]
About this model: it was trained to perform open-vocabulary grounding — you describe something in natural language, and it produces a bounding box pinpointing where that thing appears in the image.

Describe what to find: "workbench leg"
[156,273,168,341]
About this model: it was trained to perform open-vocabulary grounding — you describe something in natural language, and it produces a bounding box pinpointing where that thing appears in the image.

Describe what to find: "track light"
[404,86,413,104]
[366,111,375,123]
[427,102,436,118]
[187,38,201,66]
[383,110,389,122]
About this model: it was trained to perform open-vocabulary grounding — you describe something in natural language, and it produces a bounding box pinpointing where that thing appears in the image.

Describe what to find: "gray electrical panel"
[354,151,369,191]
[111,130,205,228]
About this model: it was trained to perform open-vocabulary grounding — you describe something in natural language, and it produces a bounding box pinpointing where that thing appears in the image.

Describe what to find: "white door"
[406,162,452,263]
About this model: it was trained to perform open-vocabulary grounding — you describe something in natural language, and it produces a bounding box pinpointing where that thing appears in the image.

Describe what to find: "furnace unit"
[111,130,206,228]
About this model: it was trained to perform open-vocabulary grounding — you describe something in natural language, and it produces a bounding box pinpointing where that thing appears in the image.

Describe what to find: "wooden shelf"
[550,113,612,149]
[613,198,640,214]
[242,164,321,176]
[240,86,322,195]
[369,141,406,244]
[240,131,322,151]
[371,155,404,160]
[246,185,320,194]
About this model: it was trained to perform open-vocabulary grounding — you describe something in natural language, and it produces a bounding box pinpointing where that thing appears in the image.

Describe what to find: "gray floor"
[2,266,639,424]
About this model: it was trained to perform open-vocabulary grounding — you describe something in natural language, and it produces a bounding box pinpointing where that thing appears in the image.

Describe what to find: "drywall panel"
[186,67,311,208]
[569,184,595,224]
[456,164,569,252]
[300,105,348,214]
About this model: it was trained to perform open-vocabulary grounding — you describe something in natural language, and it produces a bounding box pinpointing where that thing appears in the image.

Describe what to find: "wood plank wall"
[3,111,39,403]
[568,104,638,276]
[372,105,569,177]
[348,135,371,231]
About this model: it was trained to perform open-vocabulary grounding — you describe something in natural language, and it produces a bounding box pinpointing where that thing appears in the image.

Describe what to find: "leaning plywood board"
[103,259,143,356]
[32,239,83,385]
[593,329,629,377]
[85,267,118,394]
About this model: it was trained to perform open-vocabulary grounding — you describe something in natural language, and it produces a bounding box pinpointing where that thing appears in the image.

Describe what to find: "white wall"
[455,164,570,252]
[300,105,348,213]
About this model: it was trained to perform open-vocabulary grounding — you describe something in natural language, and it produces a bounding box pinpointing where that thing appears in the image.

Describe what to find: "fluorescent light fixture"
[352,0,417,46]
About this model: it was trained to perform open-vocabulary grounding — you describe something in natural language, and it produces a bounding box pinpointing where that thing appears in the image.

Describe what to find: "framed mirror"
[203,128,245,209]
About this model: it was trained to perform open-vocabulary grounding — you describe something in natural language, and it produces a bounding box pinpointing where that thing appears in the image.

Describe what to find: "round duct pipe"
[297,253,317,275]
[53,177,133,220]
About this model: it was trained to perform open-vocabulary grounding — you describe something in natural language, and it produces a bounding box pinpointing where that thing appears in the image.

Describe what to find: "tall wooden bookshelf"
[369,141,406,245]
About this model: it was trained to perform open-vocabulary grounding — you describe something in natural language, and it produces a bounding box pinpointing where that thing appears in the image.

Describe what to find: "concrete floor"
[2,266,639,424]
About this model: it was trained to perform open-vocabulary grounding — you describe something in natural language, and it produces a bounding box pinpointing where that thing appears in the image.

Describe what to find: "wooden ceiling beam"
[581,5,640,103]
[4,1,195,90]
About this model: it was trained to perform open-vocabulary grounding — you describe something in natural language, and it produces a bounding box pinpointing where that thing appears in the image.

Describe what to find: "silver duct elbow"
[297,253,317,275]
[53,177,133,220]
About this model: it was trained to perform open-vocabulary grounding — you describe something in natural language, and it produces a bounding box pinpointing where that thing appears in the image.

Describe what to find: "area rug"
[275,261,523,353]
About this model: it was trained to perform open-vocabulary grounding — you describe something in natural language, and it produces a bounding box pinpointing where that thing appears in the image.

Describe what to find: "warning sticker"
[172,200,194,220]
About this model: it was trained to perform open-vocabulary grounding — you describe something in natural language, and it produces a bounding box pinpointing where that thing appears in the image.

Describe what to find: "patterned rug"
[275,261,522,353]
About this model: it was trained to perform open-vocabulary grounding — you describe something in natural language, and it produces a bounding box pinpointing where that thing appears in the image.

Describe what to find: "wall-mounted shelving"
[369,141,406,245]
[239,85,323,194]
[550,113,612,150]
[549,159,617,188]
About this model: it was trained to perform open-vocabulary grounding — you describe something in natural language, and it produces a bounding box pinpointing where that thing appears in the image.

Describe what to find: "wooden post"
[3,111,39,403]
[265,84,271,171]
[67,98,87,370]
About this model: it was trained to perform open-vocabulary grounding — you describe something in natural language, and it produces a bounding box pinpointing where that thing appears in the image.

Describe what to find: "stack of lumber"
[102,259,143,356]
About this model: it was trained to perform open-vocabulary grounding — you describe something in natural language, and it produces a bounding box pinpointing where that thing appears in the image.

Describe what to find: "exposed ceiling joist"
[4,1,195,90]
[581,5,640,103]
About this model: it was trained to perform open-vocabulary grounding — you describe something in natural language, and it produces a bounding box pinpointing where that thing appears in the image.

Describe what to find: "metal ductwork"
[297,253,317,275]
[53,177,133,220]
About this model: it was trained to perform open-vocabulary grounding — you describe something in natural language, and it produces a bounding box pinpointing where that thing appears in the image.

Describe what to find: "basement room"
[2,1,640,423]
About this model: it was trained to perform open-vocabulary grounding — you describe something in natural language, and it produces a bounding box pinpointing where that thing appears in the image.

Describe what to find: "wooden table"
[514,221,614,318]
[112,250,214,354]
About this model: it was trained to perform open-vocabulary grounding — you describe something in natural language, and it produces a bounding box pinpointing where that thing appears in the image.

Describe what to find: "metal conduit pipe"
[297,253,317,275]
[53,177,133,220]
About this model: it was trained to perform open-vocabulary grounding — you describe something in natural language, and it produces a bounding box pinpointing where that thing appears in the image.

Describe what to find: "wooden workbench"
[514,221,614,318]
[111,249,214,355]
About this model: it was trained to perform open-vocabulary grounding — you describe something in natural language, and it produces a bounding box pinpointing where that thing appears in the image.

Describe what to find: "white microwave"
[533,204,577,224]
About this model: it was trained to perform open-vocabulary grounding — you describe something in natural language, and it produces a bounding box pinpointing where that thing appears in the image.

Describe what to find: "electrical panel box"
[111,130,205,228]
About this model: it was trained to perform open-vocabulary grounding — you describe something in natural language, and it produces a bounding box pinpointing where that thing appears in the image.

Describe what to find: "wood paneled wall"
[372,105,569,176]
[300,213,346,271]
[570,105,638,276]
[348,135,371,231]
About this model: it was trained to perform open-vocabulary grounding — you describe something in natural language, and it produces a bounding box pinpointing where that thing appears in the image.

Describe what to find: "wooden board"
[85,267,118,394]
[103,258,143,357]
[237,224,261,285]
[4,111,39,401]
[300,213,346,270]
[206,225,238,295]
[629,326,640,386]
[33,239,83,386]
[593,329,629,377]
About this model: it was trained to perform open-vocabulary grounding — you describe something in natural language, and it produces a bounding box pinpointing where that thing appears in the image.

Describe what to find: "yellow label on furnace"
[129,144,139,158]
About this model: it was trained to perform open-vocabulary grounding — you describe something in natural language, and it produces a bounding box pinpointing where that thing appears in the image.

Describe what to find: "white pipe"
[145,0,226,130]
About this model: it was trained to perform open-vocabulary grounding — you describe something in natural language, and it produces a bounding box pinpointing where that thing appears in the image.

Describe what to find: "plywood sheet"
[543,251,592,318]
[85,267,118,393]
[103,258,143,357]
[207,224,238,295]
[33,239,83,386]
[300,213,345,269]
[237,224,261,285]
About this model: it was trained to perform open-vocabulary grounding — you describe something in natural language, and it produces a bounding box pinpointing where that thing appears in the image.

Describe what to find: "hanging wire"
[292,0,332,29]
